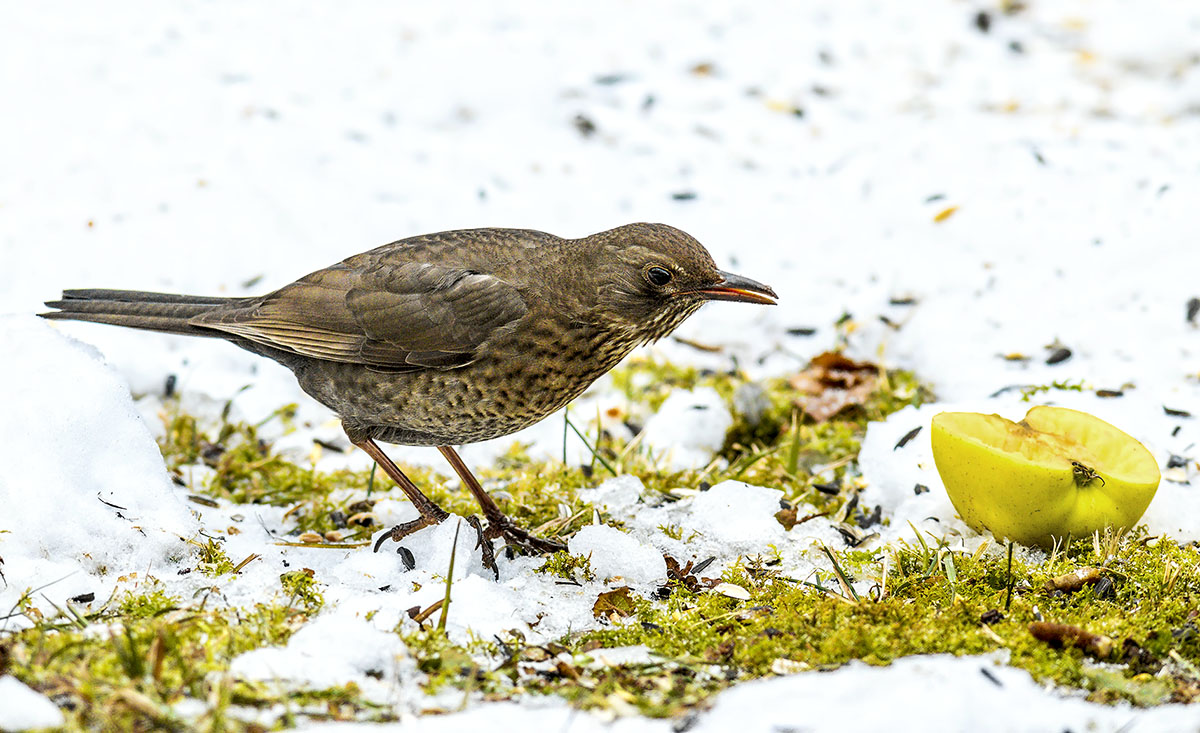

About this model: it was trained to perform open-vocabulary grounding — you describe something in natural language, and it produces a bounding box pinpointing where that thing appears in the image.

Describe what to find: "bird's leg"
[437,446,567,554]
[352,437,451,551]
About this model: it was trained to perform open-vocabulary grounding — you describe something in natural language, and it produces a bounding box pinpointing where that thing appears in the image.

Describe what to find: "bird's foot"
[372,507,450,552]
[483,517,567,555]
[465,515,499,579]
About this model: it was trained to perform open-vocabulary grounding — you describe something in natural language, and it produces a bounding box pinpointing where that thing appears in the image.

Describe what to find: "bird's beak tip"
[695,271,778,305]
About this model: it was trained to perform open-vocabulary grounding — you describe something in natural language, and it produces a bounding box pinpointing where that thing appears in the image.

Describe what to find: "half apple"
[931,406,1160,548]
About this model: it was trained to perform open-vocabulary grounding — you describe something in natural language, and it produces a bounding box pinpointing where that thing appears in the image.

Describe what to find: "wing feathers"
[192,261,527,370]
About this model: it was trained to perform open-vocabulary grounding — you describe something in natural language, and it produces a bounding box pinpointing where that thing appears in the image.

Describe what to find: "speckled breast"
[295,320,641,447]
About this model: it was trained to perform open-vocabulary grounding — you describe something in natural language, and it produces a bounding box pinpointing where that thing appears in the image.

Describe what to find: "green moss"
[4,583,355,730]
[610,359,716,412]
[536,551,597,582]
[659,524,684,541]
[508,530,1200,715]
[397,626,510,703]
[1016,379,1088,401]
[194,537,236,577]
[22,354,1198,725]
[280,569,325,614]
[115,584,178,619]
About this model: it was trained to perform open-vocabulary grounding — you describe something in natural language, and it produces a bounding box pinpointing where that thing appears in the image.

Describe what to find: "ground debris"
[789,351,880,422]
[660,554,718,595]
[1029,621,1114,659]
[593,586,636,622]
[1043,567,1103,593]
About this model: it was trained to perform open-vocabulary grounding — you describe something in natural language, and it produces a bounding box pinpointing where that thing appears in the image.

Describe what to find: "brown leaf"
[789,351,880,422]
[1043,567,1103,593]
[703,639,735,662]
[592,586,636,622]
[555,660,581,680]
[1029,621,1114,658]
[662,554,704,593]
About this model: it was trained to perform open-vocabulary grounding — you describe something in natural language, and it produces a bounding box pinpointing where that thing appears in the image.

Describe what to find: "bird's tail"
[41,289,244,337]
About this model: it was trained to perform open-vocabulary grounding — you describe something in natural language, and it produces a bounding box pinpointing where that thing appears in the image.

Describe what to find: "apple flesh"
[931,406,1160,548]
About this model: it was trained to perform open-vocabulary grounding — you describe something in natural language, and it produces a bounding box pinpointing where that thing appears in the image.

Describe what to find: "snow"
[3,0,1200,729]
[569,524,667,590]
[294,702,667,733]
[229,608,414,704]
[293,653,1200,733]
[690,653,1200,733]
[0,319,198,611]
[687,481,789,547]
[0,676,65,731]
[640,387,733,470]
[377,518,492,583]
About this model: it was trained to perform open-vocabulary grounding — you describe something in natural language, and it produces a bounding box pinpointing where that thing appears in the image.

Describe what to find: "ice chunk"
[582,475,646,514]
[688,481,787,545]
[371,516,489,581]
[641,387,732,470]
[569,524,666,589]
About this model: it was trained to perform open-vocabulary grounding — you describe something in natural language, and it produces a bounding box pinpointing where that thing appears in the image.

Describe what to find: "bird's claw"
[485,517,567,555]
[373,511,561,579]
[372,512,446,552]
[465,515,499,579]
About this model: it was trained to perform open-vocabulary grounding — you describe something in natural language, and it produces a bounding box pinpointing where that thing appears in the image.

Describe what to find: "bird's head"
[585,222,777,345]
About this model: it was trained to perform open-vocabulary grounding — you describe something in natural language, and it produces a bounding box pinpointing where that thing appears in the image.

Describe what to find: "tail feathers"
[41,289,246,337]
[57,288,234,305]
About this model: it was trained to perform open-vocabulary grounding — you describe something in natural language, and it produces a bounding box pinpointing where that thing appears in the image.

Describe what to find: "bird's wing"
[192,261,528,371]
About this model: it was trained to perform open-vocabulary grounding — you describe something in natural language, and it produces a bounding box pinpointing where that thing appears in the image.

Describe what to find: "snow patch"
[641,388,732,470]
[0,676,64,731]
[689,481,788,547]
[230,609,413,703]
[0,318,198,620]
[569,524,667,590]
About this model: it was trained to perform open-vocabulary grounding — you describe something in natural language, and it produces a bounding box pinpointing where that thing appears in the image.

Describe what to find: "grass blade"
[437,520,463,631]
[565,414,617,477]
[821,544,861,603]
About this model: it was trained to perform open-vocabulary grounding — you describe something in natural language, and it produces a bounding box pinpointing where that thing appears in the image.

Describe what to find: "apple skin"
[931,406,1160,548]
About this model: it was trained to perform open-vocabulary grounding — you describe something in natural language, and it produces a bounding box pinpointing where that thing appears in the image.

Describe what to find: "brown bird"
[42,223,776,564]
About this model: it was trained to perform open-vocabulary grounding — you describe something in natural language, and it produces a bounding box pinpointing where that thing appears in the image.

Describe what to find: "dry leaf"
[1029,621,1114,658]
[592,586,636,622]
[789,351,880,422]
[1044,567,1103,593]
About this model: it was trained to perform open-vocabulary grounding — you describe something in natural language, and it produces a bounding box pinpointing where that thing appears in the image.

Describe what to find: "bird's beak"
[692,270,778,305]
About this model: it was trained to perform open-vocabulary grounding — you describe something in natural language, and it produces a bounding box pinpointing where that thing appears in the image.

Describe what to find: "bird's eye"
[646,266,673,287]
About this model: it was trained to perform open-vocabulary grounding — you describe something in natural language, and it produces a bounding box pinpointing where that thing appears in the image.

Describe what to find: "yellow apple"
[931,406,1160,548]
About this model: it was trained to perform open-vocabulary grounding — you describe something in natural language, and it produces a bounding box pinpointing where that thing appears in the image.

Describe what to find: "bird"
[42,223,777,567]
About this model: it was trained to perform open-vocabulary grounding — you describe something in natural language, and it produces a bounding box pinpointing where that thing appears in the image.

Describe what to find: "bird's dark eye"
[646,266,673,287]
